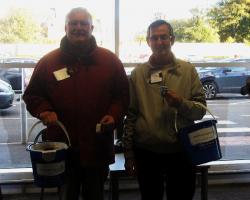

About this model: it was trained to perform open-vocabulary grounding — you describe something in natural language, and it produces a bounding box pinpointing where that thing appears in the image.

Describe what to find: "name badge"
[53,68,70,81]
[150,71,162,83]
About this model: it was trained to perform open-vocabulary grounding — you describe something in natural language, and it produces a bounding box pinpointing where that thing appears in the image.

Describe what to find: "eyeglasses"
[149,35,172,42]
[68,20,90,27]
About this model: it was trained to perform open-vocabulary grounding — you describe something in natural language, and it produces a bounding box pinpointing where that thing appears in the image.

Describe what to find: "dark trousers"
[62,164,109,200]
[134,147,196,200]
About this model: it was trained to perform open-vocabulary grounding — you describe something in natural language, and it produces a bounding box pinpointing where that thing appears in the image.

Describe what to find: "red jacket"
[23,46,129,166]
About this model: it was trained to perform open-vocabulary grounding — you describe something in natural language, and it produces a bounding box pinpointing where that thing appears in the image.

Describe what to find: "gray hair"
[146,19,174,40]
[65,7,92,24]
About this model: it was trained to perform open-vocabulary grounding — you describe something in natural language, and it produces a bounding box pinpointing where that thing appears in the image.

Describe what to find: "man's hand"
[98,115,115,133]
[100,115,115,125]
[39,111,58,125]
[165,90,183,108]
[124,158,137,176]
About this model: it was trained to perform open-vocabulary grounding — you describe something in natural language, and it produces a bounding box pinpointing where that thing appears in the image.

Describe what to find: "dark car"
[0,58,37,92]
[0,79,15,109]
[125,65,250,100]
[0,67,22,92]
[197,67,250,99]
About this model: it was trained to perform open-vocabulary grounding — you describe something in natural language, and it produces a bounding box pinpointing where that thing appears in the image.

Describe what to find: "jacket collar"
[147,53,180,72]
[59,35,97,65]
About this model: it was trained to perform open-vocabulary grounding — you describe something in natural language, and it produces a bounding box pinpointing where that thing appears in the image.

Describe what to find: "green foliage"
[225,36,236,43]
[0,8,44,43]
[208,0,250,42]
[171,19,190,42]
[134,32,147,45]
[171,17,219,42]
[243,39,250,45]
[135,1,249,44]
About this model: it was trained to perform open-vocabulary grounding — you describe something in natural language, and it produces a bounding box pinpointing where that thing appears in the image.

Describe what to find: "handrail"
[0,61,250,69]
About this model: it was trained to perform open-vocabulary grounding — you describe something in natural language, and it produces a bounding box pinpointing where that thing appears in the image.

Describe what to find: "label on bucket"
[188,126,217,145]
[36,161,65,176]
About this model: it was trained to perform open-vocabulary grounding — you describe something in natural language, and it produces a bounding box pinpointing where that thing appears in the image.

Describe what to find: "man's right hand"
[124,158,137,176]
[39,111,58,125]
[165,90,183,108]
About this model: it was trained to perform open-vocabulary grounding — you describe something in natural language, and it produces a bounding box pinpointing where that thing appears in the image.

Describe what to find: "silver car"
[0,79,14,109]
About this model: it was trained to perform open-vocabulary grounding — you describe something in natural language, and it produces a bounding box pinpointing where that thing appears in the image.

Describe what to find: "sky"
[121,0,219,20]
[0,0,220,19]
[120,0,220,39]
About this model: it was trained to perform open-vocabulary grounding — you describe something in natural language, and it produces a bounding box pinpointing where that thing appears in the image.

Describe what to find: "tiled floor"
[3,183,250,200]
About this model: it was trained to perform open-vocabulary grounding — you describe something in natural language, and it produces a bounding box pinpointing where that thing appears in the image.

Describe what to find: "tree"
[171,11,219,43]
[208,0,250,42]
[171,19,191,42]
[134,32,146,45]
[0,8,43,43]
[184,9,220,42]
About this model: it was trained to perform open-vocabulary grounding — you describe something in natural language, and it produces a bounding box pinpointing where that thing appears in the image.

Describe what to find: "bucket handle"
[27,120,71,147]
[174,102,217,133]
[193,102,216,120]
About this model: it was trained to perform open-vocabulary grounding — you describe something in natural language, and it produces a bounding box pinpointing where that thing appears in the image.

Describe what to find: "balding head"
[64,7,94,45]
[65,7,92,25]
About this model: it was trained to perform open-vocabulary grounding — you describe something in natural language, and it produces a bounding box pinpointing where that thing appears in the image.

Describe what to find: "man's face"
[147,24,175,57]
[65,11,94,45]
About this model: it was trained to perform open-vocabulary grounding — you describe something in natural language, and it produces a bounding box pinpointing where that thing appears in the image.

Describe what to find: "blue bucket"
[27,121,71,188]
[175,102,222,166]
[178,119,222,165]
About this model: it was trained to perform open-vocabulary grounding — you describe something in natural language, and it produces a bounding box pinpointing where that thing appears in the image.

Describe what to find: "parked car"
[0,79,14,109]
[0,67,22,92]
[232,58,250,63]
[125,65,250,100]
[0,58,37,92]
[197,67,250,99]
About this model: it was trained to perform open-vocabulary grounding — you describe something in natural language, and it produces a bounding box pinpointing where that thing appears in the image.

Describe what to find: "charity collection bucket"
[176,102,222,166]
[26,120,71,188]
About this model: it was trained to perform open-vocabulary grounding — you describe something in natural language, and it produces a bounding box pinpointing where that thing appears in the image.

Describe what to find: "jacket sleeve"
[107,57,129,124]
[176,66,207,120]
[23,58,53,118]
[123,74,138,160]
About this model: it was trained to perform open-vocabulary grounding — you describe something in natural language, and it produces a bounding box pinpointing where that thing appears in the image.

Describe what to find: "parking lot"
[0,62,250,167]
[0,93,250,161]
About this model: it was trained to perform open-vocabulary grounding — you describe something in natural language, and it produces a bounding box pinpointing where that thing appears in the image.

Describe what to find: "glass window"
[121,0,250,162]
[120,0,250,63]
[0,0,250,173]
[0,0,114,169]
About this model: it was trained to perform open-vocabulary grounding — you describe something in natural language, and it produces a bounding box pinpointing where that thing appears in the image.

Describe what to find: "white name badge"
[53,68,70,81]
[150,71,162,83]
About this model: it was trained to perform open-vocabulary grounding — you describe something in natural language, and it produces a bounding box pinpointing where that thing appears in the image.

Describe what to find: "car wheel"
[203,82,217,99]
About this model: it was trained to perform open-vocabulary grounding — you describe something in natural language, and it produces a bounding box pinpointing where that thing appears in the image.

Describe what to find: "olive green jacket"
[123,57,206,159]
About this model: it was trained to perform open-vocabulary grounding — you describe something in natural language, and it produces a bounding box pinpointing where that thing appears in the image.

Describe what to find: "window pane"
[120,0,250,63]
[121,0,250,162]
[0,0,114,169]
[0,0,114,59]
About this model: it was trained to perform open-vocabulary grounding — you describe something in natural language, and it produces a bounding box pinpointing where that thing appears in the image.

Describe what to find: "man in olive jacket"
[123,20,206,200]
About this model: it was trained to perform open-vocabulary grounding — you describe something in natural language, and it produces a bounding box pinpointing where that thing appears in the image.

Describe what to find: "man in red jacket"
[23,7,129,200]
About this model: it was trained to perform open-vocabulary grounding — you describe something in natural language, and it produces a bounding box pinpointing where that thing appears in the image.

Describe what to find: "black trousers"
[62,163,109,200]
[134,147,196,200]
